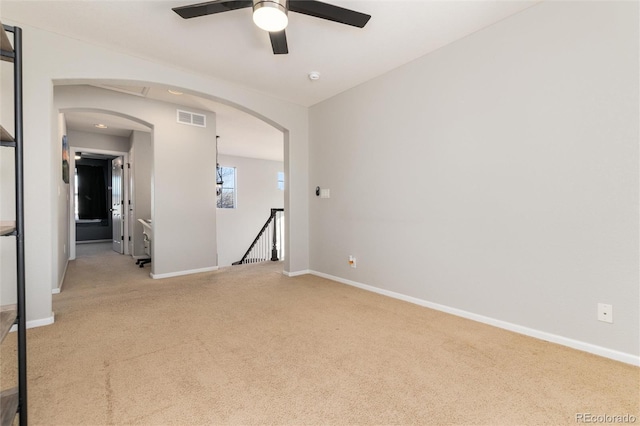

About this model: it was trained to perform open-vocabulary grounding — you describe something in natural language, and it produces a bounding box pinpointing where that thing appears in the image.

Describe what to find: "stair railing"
[233,208,284,265]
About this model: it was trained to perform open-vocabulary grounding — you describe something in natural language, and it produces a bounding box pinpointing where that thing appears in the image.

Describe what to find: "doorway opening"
[56,81,293,276]
[69,147,130,260]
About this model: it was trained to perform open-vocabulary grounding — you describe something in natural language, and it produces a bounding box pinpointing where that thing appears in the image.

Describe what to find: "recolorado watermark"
[576,413,637,424]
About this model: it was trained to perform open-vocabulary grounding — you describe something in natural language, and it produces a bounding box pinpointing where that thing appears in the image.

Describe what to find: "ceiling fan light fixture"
[253,0,288,32]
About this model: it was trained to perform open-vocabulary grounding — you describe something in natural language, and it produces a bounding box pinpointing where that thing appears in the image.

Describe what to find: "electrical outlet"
[597,303,613,323]
[348,255,356,268]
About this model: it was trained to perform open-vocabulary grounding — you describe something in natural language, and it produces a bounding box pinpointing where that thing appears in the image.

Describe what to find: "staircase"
[233,208,284,265]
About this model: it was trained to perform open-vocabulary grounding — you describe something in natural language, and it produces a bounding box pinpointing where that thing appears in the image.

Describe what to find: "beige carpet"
[1,243,638,425]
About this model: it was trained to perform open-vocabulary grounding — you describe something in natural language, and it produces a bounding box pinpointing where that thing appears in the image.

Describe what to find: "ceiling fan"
[172,0,371,55]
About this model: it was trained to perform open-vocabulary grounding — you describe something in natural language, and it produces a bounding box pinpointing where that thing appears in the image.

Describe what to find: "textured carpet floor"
[1,242,638,425]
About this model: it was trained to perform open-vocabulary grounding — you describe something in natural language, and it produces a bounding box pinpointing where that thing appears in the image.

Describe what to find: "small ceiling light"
[94,124,108,129]
[168,89,183,95]
[74,153,82,160]
[308,71,321,81]
[253,0,288,32]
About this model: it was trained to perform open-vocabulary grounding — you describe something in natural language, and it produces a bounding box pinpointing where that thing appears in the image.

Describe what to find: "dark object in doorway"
[136,258,151,268]
[77,165,107,219]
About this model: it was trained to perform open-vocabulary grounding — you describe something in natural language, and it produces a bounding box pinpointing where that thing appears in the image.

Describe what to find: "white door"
[128,162,134,256]
[112,157,124,254]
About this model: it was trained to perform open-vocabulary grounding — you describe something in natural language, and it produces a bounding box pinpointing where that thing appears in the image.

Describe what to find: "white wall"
[309,1,639,361]
[0,143,16,305]
[58,85,217,277]
[54,113,69,292]
[0,230,16,306]
[0,53,17,306]
[216,154,284,266]
[0,18,309,326]
[129,130,152,257]
[68,129,132,153]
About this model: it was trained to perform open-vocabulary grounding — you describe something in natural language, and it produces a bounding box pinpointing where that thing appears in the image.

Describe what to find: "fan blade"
[289,0,371,28]
[269,30,289,55]
[172,0,252,19]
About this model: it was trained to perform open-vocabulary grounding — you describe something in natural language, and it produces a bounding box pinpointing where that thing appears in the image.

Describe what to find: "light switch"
[320,189,330,199]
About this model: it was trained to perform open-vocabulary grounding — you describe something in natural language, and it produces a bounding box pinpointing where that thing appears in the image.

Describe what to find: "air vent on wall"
[177,109,206,128]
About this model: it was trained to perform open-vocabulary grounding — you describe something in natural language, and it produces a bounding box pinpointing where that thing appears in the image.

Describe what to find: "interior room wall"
[0,140,16,304]
[216,154,284,266]
[68,129,132,153]
[308,1,639,361]
[57,85,217,278]
[129,130,152,257]
[54,113,69,292]
[0,224,16,306]
[0,57,17,305]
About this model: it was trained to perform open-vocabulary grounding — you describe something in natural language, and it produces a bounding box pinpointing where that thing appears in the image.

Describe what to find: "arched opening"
[54,81,289,279]
[59,107,153,275]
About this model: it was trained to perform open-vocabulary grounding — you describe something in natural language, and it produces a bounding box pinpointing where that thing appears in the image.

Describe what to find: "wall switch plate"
[597,303,613,323]
[320,189,330,198]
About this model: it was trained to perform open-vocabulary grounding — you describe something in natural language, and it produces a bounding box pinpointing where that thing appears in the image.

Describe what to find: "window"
[217,166,236,209]
[277,171,285,191]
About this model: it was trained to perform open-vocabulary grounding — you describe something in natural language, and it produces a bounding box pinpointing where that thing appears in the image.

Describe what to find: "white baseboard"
[151,266,218,279]
[308,270,640,366]
[53,259,69,294]
[283,269,310,277]
[10,313,55,332]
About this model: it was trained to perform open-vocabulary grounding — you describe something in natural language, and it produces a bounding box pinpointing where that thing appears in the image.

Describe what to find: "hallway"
[75,241,115,258]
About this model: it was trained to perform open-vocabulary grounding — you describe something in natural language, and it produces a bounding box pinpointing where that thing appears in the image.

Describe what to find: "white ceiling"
[65,110,152,138]
[2,0,538,107]
[3,0,538,162]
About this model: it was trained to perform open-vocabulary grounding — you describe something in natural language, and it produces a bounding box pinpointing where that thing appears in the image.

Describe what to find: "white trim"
[53,258,69,294]
[150,266,218,279]
[10,313,55,332]
[283,269,310,277]
[309,270,640,366]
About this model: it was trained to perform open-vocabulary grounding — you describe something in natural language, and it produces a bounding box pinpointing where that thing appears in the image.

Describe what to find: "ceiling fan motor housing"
[253,0,289,32]
[173,0,371,54]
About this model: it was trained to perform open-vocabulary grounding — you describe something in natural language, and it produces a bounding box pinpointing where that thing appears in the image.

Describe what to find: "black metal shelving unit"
[0,21,27,426]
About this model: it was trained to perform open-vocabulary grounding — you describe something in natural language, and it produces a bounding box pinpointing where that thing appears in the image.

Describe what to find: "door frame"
[69,146,130,260]
[111,156,125,254]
